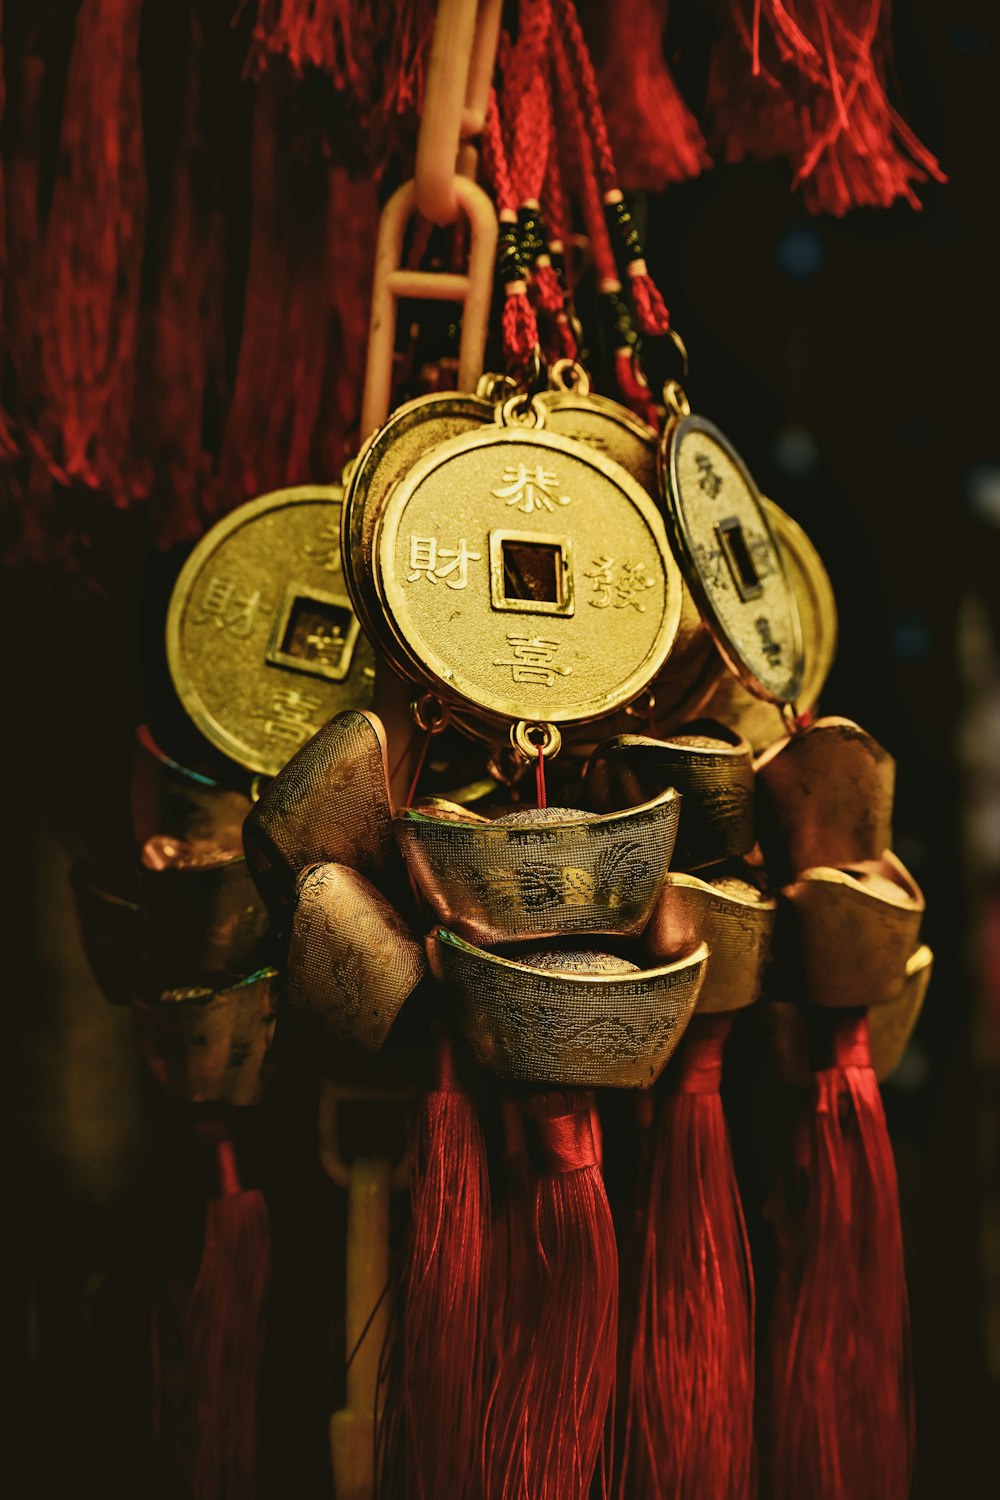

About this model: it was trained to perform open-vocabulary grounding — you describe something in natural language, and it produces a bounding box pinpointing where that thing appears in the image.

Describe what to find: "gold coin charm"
[368,419,683,735]
[166,486,376,777]
[660,413,804,705]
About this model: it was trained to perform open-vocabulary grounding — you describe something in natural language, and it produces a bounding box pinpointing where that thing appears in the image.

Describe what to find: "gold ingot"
[698,499,838,751]
[778,852,925,1009]
[131,726,251,852]
[396,789,680,944]
[244,709,396,910]
[755,716,895,880]
[166,485,376,777]
[647,872,776,1012]
[869,944,933,1081]
[289,862,426,1051]
[139,841,271,981]
[585,723,754,869]
[661,415,804,705]
[369,413,684,734]
[132,969,279,1105]
[428,927,708,1087]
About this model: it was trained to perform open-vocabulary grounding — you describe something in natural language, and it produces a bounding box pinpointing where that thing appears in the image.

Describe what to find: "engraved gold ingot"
[429,927,708,1087]
[661,415,804,705]
[698,499,838,751]
[778,851,924,1009]
[396,788,680,944]
[647,873,776,1012]
[755,716,895,882]
[132,969,279,1105]
[869,944,933,1081]
[139,846,271,981]
[373,425,683,731]
[131,727,252,852]
[166,486,376,778]
[585,724,755,869]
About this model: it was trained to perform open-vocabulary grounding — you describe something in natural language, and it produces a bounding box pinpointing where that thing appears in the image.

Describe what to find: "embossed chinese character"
[493,634,571,687]
[695,452,724,498]
[407,535,482,589]
[193,575,263,638]
[304,519,342,573]
[492,463,571,515]
[585,556,654,611]
[304,623,346,667]
[258,687,323,747]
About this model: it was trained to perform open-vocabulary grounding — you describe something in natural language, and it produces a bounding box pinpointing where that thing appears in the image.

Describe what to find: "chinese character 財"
[193,575,263,638]
[258,687,323,748]
[585,557,655,611]
[492,463,571,515]
[304,519,342,573]
[406,535,482,590]
[493,634,571,687]
[694,452,724,499]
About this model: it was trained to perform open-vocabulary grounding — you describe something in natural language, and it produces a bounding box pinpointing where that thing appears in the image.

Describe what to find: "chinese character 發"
[694,452,724,499]
[406,535,482,589]
[258,687,323,747]
[193,575,263,638]
[585,557,654,611]
[305,519,342,573]
[493,634,571,687]
[492,463,571,515]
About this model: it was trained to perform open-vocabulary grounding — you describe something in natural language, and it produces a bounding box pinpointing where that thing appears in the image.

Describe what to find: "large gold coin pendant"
[661,413,804,705]
[166,486,376,776]
[374,424,683,730]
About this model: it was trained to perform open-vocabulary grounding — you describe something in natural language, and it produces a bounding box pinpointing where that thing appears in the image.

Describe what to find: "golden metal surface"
[585,725,755,869]
[429,927,708,1087]
[289,862,426,1051]
[777,851,925,1009]
[646,872,775,1013]
[698,499,838,751]
[869,944,933,1081]
[131,727,251,851]
[132,969,279,1105]
[755,715,895,881]
[139,846,271,982]
[373,424,683,730]
[166,486,376,777]
[397,788,680,943]
[661,415,804,705]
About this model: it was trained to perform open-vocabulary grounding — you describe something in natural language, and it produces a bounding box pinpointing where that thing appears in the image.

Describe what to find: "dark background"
[5,0,999,1494]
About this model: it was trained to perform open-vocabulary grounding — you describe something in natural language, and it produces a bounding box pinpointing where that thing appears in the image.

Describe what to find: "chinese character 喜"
[493,634,571,687]
[492,463,571,515]
[694,451,724,499]
[585,556,654,611]
[258,687,323,748]
[193,575,263,638]
[406,535,482,590]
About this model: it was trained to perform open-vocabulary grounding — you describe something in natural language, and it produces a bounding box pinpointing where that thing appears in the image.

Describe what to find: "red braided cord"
[549,24,618,286]
[551,0,619,192]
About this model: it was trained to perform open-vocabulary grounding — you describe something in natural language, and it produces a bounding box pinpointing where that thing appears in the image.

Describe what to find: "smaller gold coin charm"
[166,486,376,777]
[366,402,684,737]
[660,412,804,706]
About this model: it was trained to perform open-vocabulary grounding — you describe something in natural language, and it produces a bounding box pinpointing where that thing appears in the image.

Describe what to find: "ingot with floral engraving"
[647,871,776,1012]
[166,486,376,777]
[132,968,279,1106]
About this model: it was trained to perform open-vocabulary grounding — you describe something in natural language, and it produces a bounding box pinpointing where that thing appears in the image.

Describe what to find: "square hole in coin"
[266,588,360,681]
[489,531,575,616]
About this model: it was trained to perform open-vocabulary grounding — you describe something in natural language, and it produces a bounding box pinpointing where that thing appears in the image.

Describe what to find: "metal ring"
[476,371,518,402]
[411,692,451,734]
[510,719,563,762]
[662,379,691,419]
[496,391,547,429]
[487,745,528,787]
[623,689,657,720]
[548,357,591,395]
[666,326,689,378]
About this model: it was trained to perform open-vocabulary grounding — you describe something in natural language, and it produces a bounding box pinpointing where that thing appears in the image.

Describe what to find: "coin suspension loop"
[510,718,563,764]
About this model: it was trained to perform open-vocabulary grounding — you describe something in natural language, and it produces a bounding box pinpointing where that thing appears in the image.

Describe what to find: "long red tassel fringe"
[621,1014,755,1500]
[180,1125,270,1500]
[485,1091,618,1500]
[765,1009,913,1500]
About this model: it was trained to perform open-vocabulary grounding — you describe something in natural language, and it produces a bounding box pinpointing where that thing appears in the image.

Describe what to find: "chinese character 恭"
[492,463,571,515]
[258,687,323,747]
[304,519,342,573]
[193,575,263,638]
[406,535,482,590]
[694,451,724,498]
[493,634,571,687]
[585,556,654,611]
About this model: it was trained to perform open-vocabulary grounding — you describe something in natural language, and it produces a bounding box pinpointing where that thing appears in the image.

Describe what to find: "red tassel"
[584,0,709,193]
[376,1031,490,1500]
[0,1,18,463]
[708,0,945,215]
[620,1014,754,1499]
[765,1010,913,1500]
[34,0,147,500]
[251,0,373,90]
[180,1125,270,1500]
[485,1091,617,1500]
